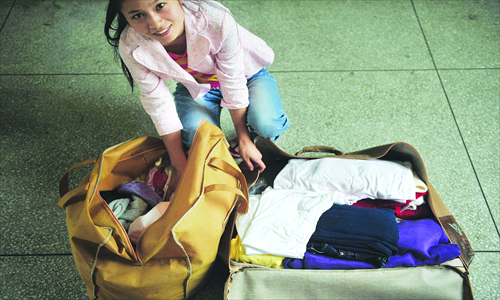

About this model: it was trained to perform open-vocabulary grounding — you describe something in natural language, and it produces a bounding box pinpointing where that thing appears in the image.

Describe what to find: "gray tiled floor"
[1,0,499,299]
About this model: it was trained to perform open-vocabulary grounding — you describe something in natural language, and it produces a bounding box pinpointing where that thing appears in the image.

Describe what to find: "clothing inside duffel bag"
[231,157,461,269]
[99,157,173,244]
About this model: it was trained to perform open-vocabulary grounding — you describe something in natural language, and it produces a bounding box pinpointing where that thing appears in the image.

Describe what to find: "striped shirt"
[168,51,221,89]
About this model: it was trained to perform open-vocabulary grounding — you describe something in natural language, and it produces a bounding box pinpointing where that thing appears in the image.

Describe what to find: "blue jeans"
[174,68,289,148]
[307,242,389,268]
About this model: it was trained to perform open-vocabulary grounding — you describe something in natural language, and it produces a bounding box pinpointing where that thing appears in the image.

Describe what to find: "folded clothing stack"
[285,218,461,269]
[308,204,399,267]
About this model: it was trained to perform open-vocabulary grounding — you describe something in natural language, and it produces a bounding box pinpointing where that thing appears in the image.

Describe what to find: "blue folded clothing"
[308,204,399,267]
[285,218,461,270]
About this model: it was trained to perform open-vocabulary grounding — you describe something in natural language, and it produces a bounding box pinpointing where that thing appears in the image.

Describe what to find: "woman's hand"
[229,107,266,172]
[166,162,185,201]
[238,137,265,172]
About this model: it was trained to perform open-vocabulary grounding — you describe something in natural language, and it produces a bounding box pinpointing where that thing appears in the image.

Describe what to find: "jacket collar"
[183,2,211,67]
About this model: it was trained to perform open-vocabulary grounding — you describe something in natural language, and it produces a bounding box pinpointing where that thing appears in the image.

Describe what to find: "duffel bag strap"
[428,182,475,269]
[89,226,113,300]
[204,184,246,198]
[59,157,98,198]
[295,145,345,156]
[208,157,249,214]
[58,157,98,209]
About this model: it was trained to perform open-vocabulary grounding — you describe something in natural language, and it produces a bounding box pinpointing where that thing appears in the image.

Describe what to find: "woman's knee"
[180,118,203,148]
[246,70,289,140]
[175,86,223,148]
[248,112,290,141]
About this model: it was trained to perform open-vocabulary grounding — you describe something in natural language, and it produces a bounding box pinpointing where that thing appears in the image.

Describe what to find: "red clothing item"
[351,192,432,220]
[147,166,170,201]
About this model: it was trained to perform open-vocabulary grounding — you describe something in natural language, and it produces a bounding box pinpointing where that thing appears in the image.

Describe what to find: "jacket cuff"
[152,116,183,136]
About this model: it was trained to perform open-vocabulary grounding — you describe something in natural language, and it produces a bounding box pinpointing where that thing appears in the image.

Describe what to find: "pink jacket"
[119,1,274,136]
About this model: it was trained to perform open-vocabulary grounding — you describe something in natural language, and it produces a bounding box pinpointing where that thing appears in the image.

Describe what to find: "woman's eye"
[156,3,165,10]
[132,13,144,19]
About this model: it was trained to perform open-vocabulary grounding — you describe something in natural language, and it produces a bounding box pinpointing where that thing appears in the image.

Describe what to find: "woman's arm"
[229,108,266,172]
[161,131,187,199]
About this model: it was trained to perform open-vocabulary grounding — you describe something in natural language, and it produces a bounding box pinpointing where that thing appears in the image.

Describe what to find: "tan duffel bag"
[58,121,248,299]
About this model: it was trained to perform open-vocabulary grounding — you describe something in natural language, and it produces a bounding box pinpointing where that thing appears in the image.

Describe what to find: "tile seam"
[410,0,500,239]
[0,68,498,77]
[0,0,16,34]
[0,253,73,257]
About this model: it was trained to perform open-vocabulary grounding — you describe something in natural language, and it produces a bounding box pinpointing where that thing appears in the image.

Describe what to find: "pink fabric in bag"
[128,201,171,244]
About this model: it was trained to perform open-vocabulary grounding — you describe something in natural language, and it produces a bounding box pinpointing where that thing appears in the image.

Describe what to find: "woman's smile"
[154,25,171,37]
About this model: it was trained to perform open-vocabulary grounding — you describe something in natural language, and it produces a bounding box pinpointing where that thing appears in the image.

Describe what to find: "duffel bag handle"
[58,157,98,209]
[208,157,249,214]
[295,145,345,156]
[204,184,246,198]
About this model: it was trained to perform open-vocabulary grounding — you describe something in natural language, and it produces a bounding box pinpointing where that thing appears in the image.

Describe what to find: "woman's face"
[121,0,185,49]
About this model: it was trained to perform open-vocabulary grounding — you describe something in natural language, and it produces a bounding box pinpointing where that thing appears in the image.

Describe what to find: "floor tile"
[414,0,500,69]
[0,74,163,254]
[440,69,500,235]
[269,70,500,250]
[0,0,119,74]
[222,0,434,71]
[0,255,88,300]
[0,0,14,24]
[468,252,500,299]
[271,70,455,151]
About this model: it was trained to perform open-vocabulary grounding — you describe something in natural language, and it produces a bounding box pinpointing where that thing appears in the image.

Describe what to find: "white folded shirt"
[236,187,351,258]
[274,158,416,203]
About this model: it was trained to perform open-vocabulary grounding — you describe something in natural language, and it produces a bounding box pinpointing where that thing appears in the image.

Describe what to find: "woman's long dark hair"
[105,0,134,90]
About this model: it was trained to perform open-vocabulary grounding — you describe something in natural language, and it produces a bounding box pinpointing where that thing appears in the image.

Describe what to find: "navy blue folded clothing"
[309,204,399,267]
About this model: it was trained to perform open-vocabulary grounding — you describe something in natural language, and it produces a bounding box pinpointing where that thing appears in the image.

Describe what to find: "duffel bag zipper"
[98,193,143,264]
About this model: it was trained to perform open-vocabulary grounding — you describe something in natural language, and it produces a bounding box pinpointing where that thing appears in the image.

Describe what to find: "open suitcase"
[59,120,474,299]
[220,137,475,300]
